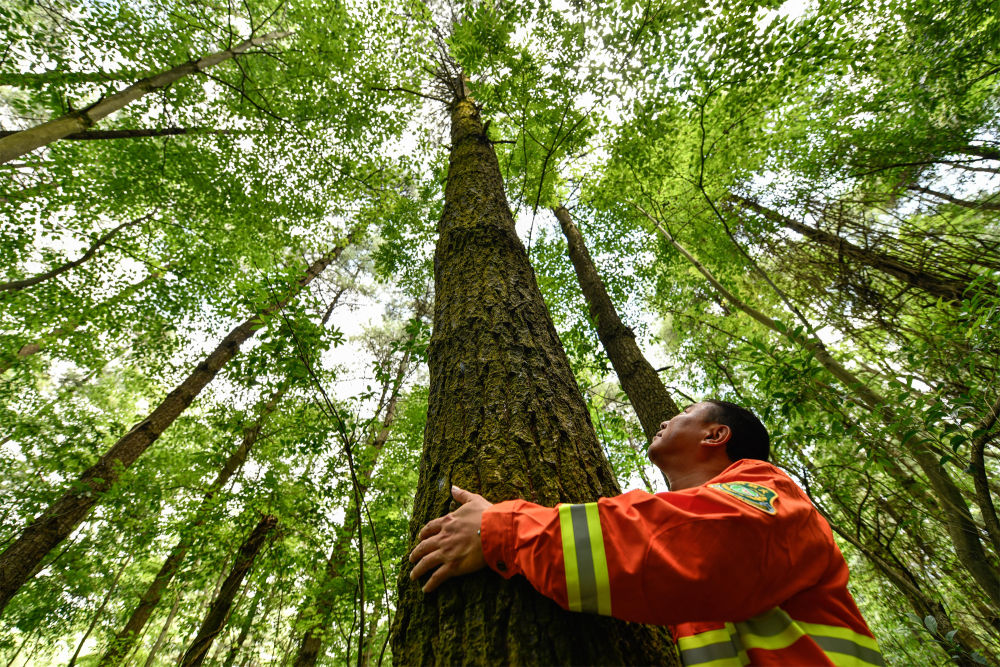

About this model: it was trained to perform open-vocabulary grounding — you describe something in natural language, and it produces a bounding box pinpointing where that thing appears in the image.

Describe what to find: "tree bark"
[0,31,289,164]
[733,195,972,302]
[221,591,263,667]
[390,99,674,665]
[0,127,231,141]
[179,515,277,667]
[959,144,1000,161]
[0,213,151,293]
[0,248,342,614]
[554,205,680,442]
[99,387,285,665]
[142,592,181,667]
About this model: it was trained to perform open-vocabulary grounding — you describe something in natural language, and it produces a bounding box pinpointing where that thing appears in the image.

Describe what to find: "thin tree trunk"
[360,593,384,667]
[99,388,286,665]
[643,208,1000,611]
[0,127,232,141]
[221,592,263,667]
[142,592,181,667]
[906,185,1000,211]
[0,213,151,293]
[179,515,278,667]
[390,98,674,665]
[732,195,972,302]
[0,248,343,614]
[0,266,167,372]
[293,344,414,667]
[0,31,289,164]
[959,144,1000,161]
[67,557,131,667]
[554,204,680,441]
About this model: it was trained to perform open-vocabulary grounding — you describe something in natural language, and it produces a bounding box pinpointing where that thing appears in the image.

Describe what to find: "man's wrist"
[481,501,519,578]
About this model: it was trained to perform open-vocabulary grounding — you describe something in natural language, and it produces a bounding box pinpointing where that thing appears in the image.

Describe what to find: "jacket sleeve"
[479,477,835,626]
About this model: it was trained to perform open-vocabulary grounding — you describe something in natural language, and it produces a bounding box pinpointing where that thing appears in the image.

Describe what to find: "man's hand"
[409,485,492,593]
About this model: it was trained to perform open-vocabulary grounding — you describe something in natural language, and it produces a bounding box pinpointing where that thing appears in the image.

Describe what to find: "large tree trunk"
[179,515,277,667]
[99,388,285,666]
[293,348,412,666]
[0,31,288,164]
[390,99,674,665]
[0,249,341,613]
[554,205,679,442]
[732,195,972,302]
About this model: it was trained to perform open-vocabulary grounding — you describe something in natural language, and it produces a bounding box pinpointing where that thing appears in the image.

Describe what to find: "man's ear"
[703,424,732,448]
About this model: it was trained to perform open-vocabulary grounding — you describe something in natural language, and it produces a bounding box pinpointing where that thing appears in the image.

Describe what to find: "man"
[409,400,884,666]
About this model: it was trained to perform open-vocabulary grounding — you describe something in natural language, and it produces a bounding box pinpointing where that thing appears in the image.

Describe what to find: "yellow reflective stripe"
[678,628,736,650]
[584,503,612,616]
[799,621,885,666]
[797,621,880,652]
[678,624,748,666]
[732,607,803,653]
[558,504,582,612]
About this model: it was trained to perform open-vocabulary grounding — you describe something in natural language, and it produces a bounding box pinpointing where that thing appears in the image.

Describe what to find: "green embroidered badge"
[708,482,778,515]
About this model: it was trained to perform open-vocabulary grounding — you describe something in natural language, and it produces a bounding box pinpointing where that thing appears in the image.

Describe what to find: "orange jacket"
[480,459,884,666]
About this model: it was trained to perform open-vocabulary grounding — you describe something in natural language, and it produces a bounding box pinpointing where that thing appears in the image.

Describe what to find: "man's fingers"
[410,549,445,581]
[417,515,445,540]
[452,485,483,505]
[409,533,441,563]
[422,561,455,593]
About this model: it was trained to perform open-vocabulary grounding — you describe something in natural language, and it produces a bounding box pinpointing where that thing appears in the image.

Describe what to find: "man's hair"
[703,400,771,462]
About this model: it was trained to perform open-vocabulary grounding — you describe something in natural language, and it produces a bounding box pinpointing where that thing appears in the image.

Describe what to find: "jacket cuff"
[481,500,520,579]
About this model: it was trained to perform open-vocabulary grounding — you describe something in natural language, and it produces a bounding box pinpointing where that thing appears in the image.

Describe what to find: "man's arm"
[411,474,833,627]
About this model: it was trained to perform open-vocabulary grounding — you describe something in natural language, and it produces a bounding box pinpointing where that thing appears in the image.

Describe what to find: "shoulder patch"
[708,481,778,515]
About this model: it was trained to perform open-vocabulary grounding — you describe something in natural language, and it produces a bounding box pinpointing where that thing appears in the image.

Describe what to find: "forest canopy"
[1,0,998,664]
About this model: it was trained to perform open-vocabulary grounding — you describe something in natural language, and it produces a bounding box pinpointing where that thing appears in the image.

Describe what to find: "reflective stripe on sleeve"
[798,621,886,667]
[678,608,885,667]
[558,503,612,616]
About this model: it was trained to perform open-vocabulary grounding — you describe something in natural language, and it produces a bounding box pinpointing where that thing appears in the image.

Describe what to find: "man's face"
[647,402,718,468]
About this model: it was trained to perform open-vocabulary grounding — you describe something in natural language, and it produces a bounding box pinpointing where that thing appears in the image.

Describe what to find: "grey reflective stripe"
[569,504,599,614]
[736,607,792,637]
[812,635,887,666]
[679,638,740,665]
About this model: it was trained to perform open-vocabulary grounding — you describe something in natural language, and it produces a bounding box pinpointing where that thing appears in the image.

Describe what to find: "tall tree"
[0,246,346,613]
[554,205,680,442]
[178,515,278,667]
[0,31,289,165]
[390,90,674,663]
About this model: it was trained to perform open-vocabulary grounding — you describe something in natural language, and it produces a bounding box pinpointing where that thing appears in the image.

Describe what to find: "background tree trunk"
[99,387,285,665]
[732,195,971,301]
[0,31,289,164]
[142,592,181,667]
[554,205,680,441]
[390,98,675,665]
[0,250,341,613]
[221,592,262,667]
[293,348,412,666]
[179,515,277,667]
